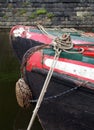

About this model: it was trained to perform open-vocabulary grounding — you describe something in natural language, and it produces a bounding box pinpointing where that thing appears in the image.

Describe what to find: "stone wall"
[0,0,94,29]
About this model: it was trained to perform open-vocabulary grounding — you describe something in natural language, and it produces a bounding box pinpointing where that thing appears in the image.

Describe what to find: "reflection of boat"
[10,25,94,130]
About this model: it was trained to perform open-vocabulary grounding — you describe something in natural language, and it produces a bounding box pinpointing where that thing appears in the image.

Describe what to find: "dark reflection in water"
[0,30,42,130]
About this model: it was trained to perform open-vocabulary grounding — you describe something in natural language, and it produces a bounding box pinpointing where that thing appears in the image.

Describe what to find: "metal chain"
[31,81,88,103]
[31,86,79,103]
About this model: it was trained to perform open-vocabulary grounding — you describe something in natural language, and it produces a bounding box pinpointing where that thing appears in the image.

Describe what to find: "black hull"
[25,69,94,130]
[10,37,94,130]
[10,36,44,62]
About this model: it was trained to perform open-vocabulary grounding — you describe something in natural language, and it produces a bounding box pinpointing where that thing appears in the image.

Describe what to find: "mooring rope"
[26,32,73,130]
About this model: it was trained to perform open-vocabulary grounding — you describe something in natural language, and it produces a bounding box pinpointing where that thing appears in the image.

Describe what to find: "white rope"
[27,49,61,130]
[37,24,55,39]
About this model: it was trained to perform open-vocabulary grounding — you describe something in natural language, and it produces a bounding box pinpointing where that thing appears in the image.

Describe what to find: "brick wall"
[0,0,94,29]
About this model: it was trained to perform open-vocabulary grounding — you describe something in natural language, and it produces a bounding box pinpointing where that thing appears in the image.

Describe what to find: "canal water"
[0,30,42,130]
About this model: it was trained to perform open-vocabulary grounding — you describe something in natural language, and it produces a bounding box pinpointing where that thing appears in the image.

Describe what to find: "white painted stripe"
[44,59,94,80]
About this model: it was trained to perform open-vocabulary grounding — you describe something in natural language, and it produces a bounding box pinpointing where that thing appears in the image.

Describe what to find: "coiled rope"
[37,24,84,54]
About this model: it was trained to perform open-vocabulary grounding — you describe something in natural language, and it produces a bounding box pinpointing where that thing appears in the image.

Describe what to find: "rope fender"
[15,78,32,109]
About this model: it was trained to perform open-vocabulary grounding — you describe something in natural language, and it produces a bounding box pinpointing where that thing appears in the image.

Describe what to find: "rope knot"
[53,34,73,51]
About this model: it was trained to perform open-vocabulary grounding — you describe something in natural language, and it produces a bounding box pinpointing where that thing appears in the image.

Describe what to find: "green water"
[0,30,42,130]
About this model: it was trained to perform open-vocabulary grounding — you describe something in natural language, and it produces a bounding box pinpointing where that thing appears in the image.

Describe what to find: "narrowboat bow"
[10,25,94,130]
